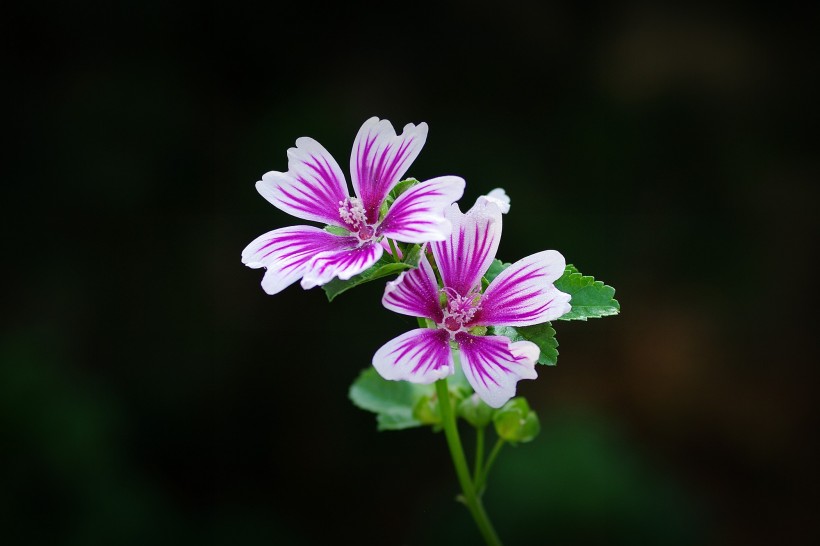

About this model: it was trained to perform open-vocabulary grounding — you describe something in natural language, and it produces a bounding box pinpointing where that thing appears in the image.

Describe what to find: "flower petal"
[373,328,454,383]
[382,254,444,323]
[350,117,428,223]
[256,137,350,227]
[300,241,384,289]
[430,200,502,296]
[456,333,538,408]
[474,187,510,214]
[378,176,466,243]
[474,250,572,327]
[241,226,357,295]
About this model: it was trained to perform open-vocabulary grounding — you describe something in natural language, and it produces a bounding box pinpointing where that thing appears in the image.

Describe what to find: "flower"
[372,197,571,408]
[242,117,465,294]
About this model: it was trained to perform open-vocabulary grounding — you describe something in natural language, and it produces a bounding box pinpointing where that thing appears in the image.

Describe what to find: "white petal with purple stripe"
[430,201,503,297]
[241,226,356,295]
[373,328,454,384]
[300,241,384,289]
[350,117,428,223]
[382,254,444,323]
[456,333,539,408]
[476,250,572,327]
[256,137,350,227]
[378,176,465,243]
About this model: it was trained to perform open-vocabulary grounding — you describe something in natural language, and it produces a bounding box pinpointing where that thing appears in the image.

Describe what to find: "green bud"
[412,395,441,426]
[493,397,540,443]
[457,393,494,428]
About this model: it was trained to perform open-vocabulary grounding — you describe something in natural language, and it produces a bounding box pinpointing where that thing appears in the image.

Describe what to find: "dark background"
[3,2,818,545]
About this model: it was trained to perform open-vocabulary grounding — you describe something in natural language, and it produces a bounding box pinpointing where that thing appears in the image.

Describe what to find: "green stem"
[387,238,400,262]
[436,378,502,546]
[474,426,486,486]
[475,437,505,494]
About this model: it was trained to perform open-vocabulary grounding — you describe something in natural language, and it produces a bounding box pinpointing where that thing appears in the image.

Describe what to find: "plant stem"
[474,426,486,486]
[436,378,502,546]
[387,238,400,262]
[475,437,505,493]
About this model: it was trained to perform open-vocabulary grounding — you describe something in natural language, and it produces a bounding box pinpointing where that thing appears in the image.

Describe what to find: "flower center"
[440,288,481,334]
[339,197,376,243]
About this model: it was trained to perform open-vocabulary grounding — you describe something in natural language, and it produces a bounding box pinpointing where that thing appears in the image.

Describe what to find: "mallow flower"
[242,117,465,294]
[372,197,571,408]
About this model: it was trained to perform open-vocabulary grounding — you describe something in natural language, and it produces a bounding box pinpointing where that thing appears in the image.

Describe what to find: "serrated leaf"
[555,264,620,321]
[349,368,433,431]
[493,323,559,366]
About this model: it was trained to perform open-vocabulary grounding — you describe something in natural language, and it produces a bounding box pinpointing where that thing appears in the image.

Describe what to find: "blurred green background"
[3,2,817,545]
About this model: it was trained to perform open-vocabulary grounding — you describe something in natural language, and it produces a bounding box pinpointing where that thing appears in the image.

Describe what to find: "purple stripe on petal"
[430,200,502,297]
[474,250,572,327]
[256,137,350,227]
[373,328,454,384]
[382,254,445,323]
[241,226,356,295]
[456,334,538,408]
[300,241,383,289]
[350,117,428,223]
[378,176,465,244]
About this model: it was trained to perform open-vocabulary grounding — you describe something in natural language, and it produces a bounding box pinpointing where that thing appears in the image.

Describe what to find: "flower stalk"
[436,377,502,546]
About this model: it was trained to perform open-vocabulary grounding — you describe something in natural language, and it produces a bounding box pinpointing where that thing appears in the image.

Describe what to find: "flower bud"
[492,397,540,443]
[458,393,494,428]
[412,395,441,426]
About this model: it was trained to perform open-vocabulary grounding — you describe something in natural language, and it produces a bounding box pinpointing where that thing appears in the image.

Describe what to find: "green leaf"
[493,323,559,366]
[381,179,420,220]
[387,178,419,202]
[555,264,620,321]
[349,368,432,431]
[349,365,473,431]
[483,259,511,284]
[399,243,422,268]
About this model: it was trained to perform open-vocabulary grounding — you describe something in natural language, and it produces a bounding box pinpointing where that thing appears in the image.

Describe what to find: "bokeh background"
[4,2,818,545]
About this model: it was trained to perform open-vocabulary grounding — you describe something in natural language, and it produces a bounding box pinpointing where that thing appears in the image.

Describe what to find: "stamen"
[440,288,481,333]
[338,197,368,229]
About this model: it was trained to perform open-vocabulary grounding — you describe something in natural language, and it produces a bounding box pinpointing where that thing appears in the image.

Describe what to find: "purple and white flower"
[372,198,571,408]
[242,117,465,294]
